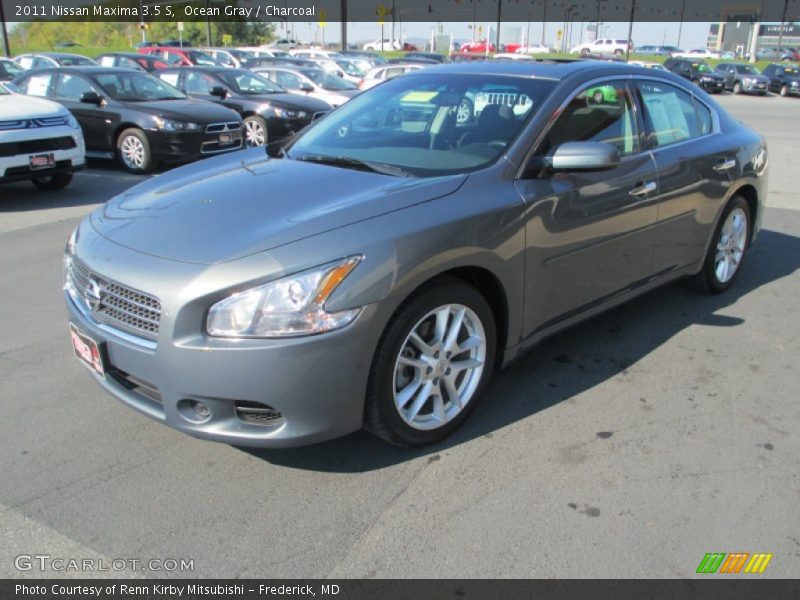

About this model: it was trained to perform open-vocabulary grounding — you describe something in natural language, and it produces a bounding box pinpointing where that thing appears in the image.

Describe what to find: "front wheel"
[685,196,750,294]
[117,128,154,173]
[365,280,497,446]
[733,81,742,94]
[780,84,789,97]
[244,115,268,148]
[32,171,72,191]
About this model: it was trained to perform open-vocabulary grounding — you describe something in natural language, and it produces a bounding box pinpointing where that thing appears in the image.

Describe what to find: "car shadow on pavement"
[0,161,149,213]
[244,226,800,473]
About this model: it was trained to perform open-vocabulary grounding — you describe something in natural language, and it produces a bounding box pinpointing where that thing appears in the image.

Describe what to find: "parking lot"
[1,93,798,579]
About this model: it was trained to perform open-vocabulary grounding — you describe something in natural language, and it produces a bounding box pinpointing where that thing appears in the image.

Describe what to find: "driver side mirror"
[544,142,621,171]
[79,91,103,105]
[298,83,314,93]
[210,86,228,98]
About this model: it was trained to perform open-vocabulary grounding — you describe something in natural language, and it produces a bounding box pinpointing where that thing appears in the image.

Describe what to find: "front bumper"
[64,234,382,448]
[0,128,85,181]
[699,79,725,93]
[741,80,768,93]
[147,128,243,164]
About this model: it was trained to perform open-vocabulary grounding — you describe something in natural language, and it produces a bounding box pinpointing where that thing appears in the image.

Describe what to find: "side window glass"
[99,56,116,67]
[17,56,34,69]
[159,72,181,88]
[20,73,52,97]
[694,98,713,135]
[55,74,94,100]
[539,80,638,156]
[637,81,701,146]
[185,72,214,94]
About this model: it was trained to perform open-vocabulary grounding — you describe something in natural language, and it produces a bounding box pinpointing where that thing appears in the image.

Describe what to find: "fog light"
[177,399,212,423]
[193,401,210,418]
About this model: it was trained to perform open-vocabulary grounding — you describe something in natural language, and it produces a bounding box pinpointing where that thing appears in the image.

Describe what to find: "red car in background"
[138,46,219,67]
[459,40,497,53]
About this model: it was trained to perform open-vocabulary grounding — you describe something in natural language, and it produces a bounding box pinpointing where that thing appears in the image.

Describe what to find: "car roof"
[23,66,138,76]
[405,60,650,81]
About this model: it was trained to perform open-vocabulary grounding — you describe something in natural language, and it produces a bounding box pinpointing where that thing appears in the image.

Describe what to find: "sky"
[280,20,713,49]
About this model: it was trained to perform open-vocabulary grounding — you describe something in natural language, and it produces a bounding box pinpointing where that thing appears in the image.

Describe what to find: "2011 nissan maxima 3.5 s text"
[65,61,767,447]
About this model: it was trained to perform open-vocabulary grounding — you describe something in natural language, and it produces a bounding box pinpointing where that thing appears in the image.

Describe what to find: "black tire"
[580,48,590,56]
[243,115,269,148]
[31,171,72,191]
[684,196,751,294]
[613,49,624,56]
[733,81,742,94]
[780,84,789,97]
[116,128,154,173]
[364,279,497,447]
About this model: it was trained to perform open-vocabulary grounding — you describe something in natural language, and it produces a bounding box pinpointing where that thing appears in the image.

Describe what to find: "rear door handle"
[713,159,737,172]
[629,181,657,197]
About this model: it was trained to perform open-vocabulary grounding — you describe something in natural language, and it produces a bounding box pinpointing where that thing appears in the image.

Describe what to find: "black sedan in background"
[762,63,800,96]
[156,67,331,147]
[664,58,726,93]
[13,67,243,173]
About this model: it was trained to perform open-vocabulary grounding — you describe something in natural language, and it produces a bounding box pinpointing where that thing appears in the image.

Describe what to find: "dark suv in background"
[715,63,769,95]
[664,58,726,93]
[762,63,800,96]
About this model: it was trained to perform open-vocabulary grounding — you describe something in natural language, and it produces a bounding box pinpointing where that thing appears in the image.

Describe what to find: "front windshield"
[287,74,556,177]
[186,51,219,66]
[95,72,186,101]
[217,71,284,94]
[303,69,357,90]
[735,65,759,74]
[784,66,799,75]
[59,55,96,66]
[336,60,368,77]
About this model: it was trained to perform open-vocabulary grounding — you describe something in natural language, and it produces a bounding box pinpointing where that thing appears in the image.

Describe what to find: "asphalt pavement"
[1,94,798,579]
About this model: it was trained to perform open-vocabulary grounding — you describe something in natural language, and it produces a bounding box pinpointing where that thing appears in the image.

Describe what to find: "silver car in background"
[65,61,766,448]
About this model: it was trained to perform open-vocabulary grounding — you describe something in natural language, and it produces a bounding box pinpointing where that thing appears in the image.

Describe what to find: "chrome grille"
[0,116,70,131]
[66,256,161,340]
[205,121,242,134]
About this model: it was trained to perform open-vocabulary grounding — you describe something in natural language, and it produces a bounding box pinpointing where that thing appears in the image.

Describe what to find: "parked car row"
[663,58,799,97]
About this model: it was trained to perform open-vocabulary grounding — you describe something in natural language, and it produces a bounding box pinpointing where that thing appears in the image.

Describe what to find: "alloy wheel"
[120,135,145,169]
[714,207,748,283]
[392,304,486,431]
[245,119,266,147]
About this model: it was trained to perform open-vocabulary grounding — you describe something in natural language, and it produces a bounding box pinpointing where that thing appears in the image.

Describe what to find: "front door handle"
[713,158,737,172]
[629,181,657,197]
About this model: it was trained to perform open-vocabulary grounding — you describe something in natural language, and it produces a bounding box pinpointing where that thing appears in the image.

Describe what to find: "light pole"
[676,0,686,49]
[595,0,608,41]
[562,4,577,53]
[541,1,547,46]
[625,0,637,61]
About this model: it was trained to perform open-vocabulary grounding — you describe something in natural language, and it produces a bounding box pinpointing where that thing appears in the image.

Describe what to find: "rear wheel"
[365,280,496,447]
[117,128,154,173]
[32,171,72,191]
[685,196,750,294]
[613,49,624,56]
[580,48,590,56]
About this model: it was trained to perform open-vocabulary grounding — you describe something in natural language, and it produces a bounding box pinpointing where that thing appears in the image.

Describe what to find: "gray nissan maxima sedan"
[64,61,767,447]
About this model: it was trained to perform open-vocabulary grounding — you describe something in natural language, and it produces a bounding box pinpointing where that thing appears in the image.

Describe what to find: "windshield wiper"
[294,154,412,177]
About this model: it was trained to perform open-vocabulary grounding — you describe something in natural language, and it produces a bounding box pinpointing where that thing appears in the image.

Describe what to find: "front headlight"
[64,113,81,130]
[273,107,307,119]
[154,116,200,132]
[207,256,363,338]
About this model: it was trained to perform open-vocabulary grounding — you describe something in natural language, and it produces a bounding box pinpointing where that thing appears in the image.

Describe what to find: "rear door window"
[636,81,703,146]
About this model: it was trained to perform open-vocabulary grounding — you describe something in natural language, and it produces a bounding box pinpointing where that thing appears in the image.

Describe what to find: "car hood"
[321,88,360,98]
[124,98,239,123]
[243,92,331,112]
[90,149,466,264]
[0,94,67,120]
